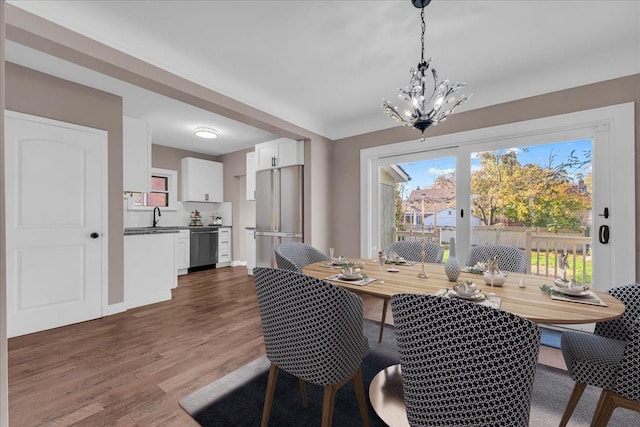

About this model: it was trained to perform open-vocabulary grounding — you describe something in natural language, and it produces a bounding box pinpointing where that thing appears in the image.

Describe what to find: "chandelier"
[382,0,471,138]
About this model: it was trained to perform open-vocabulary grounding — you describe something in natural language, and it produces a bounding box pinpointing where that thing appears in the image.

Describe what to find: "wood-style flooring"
[8,266,566,426]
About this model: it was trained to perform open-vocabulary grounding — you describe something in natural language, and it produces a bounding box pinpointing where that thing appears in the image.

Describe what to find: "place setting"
[436,280,502,309]
[540,279,608,307]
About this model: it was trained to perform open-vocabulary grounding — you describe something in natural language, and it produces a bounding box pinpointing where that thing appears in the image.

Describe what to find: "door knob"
[598,225,609,244]
[90,232,100,239]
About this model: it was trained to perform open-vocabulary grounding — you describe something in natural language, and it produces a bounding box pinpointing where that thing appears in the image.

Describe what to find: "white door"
[5,111,107,337]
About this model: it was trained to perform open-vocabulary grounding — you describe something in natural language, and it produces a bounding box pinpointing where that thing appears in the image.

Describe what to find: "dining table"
[303,258,625,340]
[303,258,626,427]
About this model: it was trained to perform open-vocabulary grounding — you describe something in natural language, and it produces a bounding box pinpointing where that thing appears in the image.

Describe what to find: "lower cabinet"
[217,227,232,266]
[124,233,175,309]
[175,230,190,277]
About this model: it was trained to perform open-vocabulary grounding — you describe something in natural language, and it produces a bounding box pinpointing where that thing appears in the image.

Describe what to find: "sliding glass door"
[362,103,635,293]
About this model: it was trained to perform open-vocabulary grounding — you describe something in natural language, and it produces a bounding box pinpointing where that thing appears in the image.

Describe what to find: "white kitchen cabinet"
[217,227,232,266]
[255,138,304,171]
[246,151,256,200]
[181,157,223,202]
[246,228,256,275]
[123,116,151,193]
[124,233,175,309]
[175,230,190,277]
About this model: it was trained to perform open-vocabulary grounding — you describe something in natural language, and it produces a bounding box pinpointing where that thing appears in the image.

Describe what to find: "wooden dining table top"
[303,259,625,325]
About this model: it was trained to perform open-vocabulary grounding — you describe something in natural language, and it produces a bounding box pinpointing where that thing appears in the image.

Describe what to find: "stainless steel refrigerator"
[255,165,304,268]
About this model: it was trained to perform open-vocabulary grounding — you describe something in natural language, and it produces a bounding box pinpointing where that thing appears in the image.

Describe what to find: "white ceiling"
[5,0,640,156]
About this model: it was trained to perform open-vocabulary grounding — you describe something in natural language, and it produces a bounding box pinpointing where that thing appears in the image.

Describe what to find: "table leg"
[379,298,389,343]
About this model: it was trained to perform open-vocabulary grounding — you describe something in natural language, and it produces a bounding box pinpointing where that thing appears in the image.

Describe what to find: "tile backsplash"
[123,195,232,228]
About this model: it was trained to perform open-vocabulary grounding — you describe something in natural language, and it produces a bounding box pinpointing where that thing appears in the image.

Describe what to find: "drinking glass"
[378,251,386,273]
[329,247,334,261]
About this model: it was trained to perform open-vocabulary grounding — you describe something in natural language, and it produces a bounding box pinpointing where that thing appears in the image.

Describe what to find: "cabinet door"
[175,231,190,276]
[246,152,256,200]
[181,157,223,202]
[255,143,276,171]
[123,116,150,192]
[275,139,304,168]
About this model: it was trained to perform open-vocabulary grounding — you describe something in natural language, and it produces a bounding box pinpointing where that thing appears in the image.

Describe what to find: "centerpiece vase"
[445,237,461,282]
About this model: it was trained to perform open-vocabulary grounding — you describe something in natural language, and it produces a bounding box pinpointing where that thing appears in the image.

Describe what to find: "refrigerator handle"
[274,168,280,233]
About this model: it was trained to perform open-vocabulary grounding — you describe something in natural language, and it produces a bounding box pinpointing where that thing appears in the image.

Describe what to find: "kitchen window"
[125,168,177,211]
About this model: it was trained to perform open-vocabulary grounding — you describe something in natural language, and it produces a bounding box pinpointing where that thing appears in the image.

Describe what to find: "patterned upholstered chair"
[466,244,527,273]
[383,240,444,263]
[390,293,540,427]
[253,267,370,427]
[275,242,330,272]
[560,283,640,426]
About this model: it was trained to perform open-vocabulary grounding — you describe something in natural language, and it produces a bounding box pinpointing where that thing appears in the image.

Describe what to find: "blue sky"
[398,138,592,199]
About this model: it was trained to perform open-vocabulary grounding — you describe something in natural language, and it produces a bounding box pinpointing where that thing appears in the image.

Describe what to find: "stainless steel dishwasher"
[189,228,219,272]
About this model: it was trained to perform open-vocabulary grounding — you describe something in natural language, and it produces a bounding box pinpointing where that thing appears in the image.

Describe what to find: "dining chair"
[559,283,640,426]
[275,242,330,272]
[466,244,528,273]
[253,267,370,427]
[383,240,444,263]
[390,293,540,427]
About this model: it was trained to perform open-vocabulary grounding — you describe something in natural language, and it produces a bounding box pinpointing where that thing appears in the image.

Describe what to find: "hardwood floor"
[8,266,567,426]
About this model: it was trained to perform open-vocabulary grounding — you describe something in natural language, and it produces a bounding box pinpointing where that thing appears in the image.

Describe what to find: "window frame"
[126,168,178,211]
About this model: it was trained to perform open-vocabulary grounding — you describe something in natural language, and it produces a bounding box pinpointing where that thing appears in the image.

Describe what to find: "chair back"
[466,244,527,273]
[384,240,444,263]
[274,242,329,272]
[253,267,368,386]
[595,283,640,341]
[391,293,540,427]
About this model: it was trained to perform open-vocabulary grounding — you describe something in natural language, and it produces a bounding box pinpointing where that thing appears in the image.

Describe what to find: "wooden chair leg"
[352,368,371,427]
[559,382,586,427]
[298,378,308,408]
[321,384,339,427]
[590,389,616,427]
[261,363,279,427]
[379,299,389,342]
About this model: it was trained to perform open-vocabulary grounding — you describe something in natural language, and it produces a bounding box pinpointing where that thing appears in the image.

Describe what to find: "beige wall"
[331,75,640,276]
[219,147,253,261]
[5,62,126,305]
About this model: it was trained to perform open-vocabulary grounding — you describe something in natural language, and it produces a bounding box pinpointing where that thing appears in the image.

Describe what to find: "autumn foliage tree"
[471,150,591,232]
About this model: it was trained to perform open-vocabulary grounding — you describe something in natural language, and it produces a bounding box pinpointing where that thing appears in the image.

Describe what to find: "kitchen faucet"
[152,207,161,227]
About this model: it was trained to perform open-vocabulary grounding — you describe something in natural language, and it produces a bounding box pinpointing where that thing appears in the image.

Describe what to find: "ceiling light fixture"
[194,127,218,139]
[382,0,472,140]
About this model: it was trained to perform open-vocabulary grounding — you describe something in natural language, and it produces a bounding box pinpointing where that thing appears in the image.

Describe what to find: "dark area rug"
[181,320,640,426]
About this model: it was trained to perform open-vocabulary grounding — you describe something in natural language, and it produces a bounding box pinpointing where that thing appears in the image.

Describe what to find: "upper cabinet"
[181,157,223,202]
[255,138,304,171]
[123,116,151,193]
[246,151,256,200]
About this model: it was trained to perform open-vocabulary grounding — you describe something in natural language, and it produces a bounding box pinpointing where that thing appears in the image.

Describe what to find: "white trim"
[126,167,178,212]
[102,302,127,316]
[361,103,635,287]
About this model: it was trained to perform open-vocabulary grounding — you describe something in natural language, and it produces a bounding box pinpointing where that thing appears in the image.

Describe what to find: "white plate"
[387,268,399,272]
[448,289,486,301]
[551,285,590,296]
[339,273,364,281]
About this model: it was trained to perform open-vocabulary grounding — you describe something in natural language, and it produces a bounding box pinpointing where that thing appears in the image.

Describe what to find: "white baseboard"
[103,302,127,316]
[231,260,247,267]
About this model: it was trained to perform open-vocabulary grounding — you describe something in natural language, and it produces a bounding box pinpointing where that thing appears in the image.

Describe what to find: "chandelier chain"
[420,7,425,63]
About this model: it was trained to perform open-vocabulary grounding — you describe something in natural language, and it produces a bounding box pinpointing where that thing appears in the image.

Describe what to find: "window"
[125,168,177,211]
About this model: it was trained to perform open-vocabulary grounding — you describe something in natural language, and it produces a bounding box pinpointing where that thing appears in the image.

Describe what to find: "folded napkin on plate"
[326,275,376,286]
[550,291,607,307]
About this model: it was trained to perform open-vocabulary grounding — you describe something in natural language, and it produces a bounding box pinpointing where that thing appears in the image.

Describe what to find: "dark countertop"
[124,225,231,235]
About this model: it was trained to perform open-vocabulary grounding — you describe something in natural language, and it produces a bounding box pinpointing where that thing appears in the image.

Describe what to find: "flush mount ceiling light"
[382,0,472,139]
[194,127,218,139]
